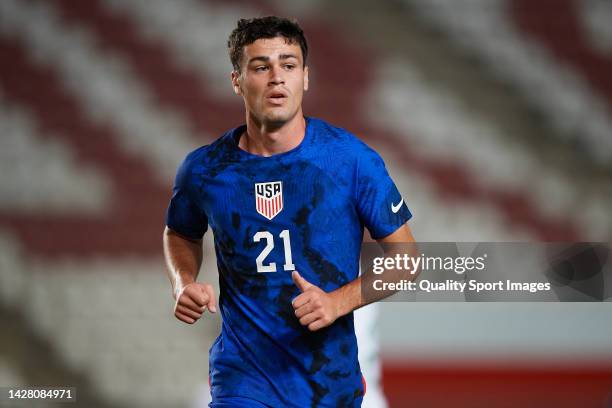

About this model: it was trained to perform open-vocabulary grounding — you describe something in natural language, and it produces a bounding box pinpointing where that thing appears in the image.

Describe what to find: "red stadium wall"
[383,361,612,407]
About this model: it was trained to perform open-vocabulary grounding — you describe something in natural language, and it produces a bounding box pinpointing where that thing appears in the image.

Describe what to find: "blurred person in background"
[164,16,414,407]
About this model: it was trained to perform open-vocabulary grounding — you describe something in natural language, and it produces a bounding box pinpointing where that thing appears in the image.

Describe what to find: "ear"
[303,66,309,92]
[231,70,242,95]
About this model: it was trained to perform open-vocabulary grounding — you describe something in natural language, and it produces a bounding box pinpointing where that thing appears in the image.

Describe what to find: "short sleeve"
[165,153,208,240]
[355,146,412,240]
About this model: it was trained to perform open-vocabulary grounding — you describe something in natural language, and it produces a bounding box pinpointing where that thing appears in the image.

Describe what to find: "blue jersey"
[166,117,412,407]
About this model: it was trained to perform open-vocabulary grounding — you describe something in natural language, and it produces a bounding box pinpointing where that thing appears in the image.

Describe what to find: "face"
[232,37,309,127]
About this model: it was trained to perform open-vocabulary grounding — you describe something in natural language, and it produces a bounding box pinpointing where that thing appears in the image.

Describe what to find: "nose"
[268,65,285,86]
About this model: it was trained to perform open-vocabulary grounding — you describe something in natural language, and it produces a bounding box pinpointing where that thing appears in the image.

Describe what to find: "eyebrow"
[247,54,300,64]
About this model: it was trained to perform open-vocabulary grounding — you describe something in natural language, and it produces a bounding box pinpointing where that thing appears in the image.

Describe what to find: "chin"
[263,110,293,125]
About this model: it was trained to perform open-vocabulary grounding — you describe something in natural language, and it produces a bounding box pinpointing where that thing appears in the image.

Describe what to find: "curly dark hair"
[227,16,308,72]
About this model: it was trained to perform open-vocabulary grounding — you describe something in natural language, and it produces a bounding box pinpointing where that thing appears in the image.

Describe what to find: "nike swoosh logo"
[391,198,404,213]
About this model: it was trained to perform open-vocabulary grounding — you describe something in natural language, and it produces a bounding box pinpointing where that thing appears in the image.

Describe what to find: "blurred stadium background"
[1,0,612,407]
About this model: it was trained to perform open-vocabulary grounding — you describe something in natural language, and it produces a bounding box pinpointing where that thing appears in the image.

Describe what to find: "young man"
[164,16,415,407]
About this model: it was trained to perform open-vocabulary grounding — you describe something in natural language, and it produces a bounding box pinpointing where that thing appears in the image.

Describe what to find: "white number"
[254,229,294,273]
[254,231,276,273]
[279,229,295,271]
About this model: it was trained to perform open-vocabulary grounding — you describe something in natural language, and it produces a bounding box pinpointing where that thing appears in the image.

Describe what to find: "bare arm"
[292,223,416,331]
[163,226,216,324]
[334,222,416,314]
[163,226,203,297]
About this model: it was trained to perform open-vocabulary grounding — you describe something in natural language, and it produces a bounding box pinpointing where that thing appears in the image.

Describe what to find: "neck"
[239,111,306,157]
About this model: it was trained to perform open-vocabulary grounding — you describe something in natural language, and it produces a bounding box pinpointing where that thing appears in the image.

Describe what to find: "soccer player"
[164,16,415,407]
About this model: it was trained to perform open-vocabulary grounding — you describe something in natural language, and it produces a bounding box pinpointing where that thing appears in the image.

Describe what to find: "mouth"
[266,91,288,104]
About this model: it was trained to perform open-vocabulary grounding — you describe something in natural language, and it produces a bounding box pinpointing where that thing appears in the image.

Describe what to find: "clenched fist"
[292,271,341,331]
[174,282,217,324]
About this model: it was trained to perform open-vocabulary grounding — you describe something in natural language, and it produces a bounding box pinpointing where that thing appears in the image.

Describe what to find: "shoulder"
[174,127,240,187]
[308,117,381,160]
[181,144,209,168]
[179,127,239,170]
[308,117,358,144]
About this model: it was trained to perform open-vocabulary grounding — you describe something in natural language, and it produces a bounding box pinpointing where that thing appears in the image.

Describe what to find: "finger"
[177,295,201,311]
[308,319,327,331]
[299,311,320,326]
[187,288,209,307]
[176,304,202,320]
[203,285,217,313]
[175,310,195,324]
[294,302,314,318]
[292,293,311,309]
[292,271,314,293]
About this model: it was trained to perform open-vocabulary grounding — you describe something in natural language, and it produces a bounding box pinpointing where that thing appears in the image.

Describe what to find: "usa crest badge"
[255,181,283,220]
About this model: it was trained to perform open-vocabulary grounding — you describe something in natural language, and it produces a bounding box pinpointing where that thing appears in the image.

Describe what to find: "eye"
[283,64,296,70]
[255,66,268,72]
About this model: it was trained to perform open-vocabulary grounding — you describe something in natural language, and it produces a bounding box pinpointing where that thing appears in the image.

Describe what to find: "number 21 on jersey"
[253,230,295,273]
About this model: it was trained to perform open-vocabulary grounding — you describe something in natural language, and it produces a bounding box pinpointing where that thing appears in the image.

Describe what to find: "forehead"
[242,37,303,62]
